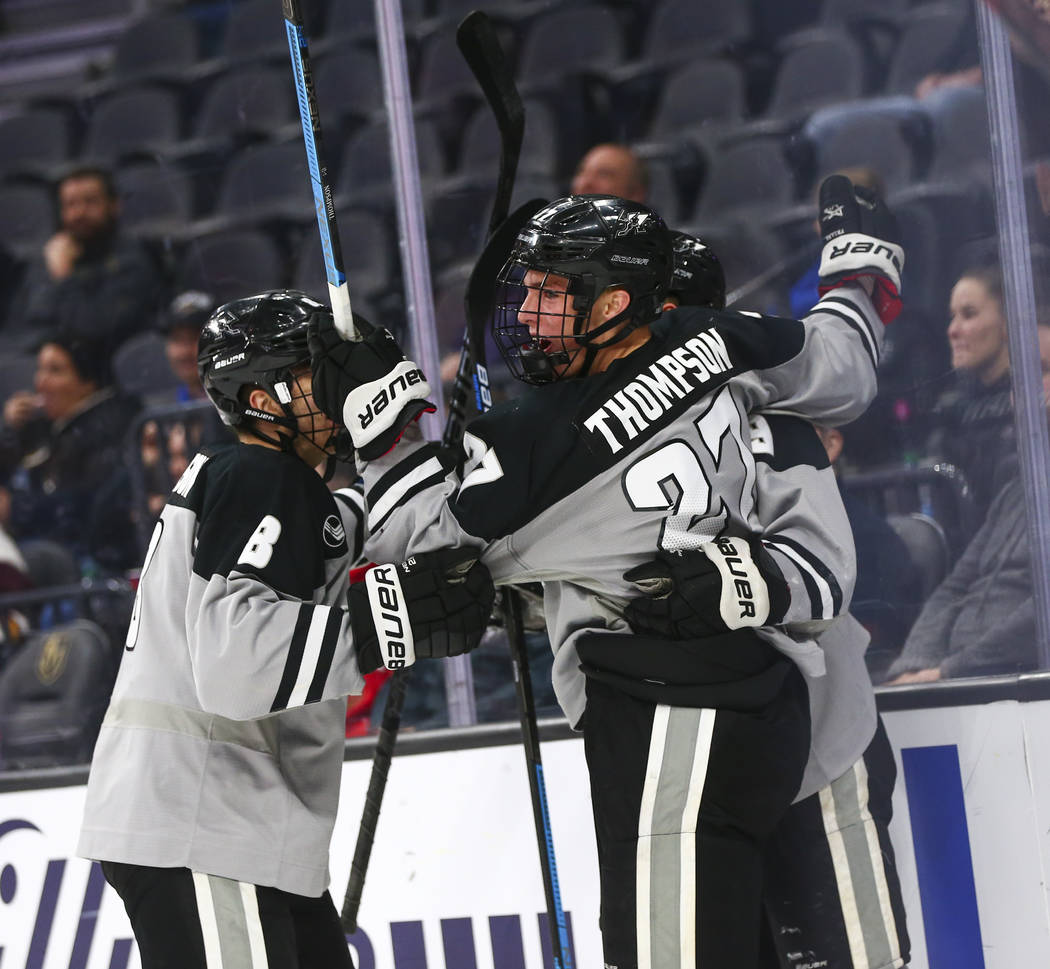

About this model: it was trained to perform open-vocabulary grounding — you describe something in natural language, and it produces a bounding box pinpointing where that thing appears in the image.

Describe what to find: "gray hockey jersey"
[361,286,883,727]
[79,442,368,897]
[748,413,877,801]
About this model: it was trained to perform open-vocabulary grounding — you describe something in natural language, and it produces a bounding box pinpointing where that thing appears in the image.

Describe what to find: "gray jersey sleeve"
[186,568,366,720]
[733,285,883,424]
[748,414,856,627]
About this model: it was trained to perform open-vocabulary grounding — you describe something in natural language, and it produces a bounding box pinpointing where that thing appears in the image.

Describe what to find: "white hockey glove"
[817,173,905,325]
[349,549,495,673]
[624,537,789,639]
[309,310,435,461]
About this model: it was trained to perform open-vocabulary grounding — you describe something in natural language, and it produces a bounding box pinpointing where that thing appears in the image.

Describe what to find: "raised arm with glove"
[308,311,435,460]
[817,172,905,324]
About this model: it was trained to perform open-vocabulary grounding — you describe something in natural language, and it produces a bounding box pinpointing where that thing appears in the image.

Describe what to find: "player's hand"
[623,537,789,639]
[817,173,905,324]
[350,548,495,672]
[308,310,435,461]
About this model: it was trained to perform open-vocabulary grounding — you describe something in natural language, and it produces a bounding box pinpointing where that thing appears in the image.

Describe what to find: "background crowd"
[0,0,1048,766]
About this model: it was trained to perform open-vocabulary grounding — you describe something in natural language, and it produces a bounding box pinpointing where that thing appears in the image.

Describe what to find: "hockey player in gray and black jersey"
[633,230,910,968]
[78,291,494,969]
[309,178,904,969]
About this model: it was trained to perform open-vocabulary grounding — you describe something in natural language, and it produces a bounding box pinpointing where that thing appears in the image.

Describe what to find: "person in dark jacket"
[0,330,141,574]
[924,263,1016,526]
[3,165,165,355]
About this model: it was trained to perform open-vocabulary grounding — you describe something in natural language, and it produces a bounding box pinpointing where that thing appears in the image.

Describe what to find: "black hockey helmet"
[198,290,350,464]
[198,289,324,426]
[668,231,726,310]
[492,194,673,384]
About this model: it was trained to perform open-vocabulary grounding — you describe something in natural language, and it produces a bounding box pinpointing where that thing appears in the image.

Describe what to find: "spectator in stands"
[569,143,649,203]
[885,318,1050,683]
[924,262,1016,524]
[3,165,165,355]
[0,330,141,576]
[0,487,33,671]
[813,423,920,675]
[158,290,214,405]
[138,292,230,520]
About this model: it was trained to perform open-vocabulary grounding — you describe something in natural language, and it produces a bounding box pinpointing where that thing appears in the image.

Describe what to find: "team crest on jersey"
[322,514,345,548]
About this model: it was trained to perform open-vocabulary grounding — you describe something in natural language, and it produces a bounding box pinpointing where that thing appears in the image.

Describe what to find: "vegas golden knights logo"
[35,632,69,685]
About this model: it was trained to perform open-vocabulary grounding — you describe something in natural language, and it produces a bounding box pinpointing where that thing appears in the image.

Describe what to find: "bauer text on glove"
[623,537,790,639]
[350,548,495,672]
[817,173,904,325]
[309,310,435,460]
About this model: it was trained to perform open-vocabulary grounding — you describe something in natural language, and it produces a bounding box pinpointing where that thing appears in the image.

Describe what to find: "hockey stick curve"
[282,0,356,340]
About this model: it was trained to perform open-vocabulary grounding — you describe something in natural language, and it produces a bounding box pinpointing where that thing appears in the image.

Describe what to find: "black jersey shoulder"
[453,309,804,537]
[180,442,345,597]
[751,414,831,471]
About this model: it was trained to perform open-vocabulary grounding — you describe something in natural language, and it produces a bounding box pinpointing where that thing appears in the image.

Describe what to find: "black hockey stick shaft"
[340,667,410,933]
[503,591,574,969]
[282,0,356,339]
[340,8,525,935]
[443,10,525,447]
[453,14,572,969]
[454,15,572,969]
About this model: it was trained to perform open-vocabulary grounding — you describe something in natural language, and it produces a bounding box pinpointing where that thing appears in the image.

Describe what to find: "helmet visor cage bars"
[270,365,342,459]
[493,258,594,385]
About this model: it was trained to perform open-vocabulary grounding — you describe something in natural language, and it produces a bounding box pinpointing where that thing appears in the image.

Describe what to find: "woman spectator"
[886,317,1050,683]
[924,263,1016,526]
[0,331,141,576]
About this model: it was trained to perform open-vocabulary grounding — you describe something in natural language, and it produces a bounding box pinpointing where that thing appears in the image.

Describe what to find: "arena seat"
[0,619,115,770]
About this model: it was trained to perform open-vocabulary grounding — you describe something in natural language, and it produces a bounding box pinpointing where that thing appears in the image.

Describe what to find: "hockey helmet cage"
[669,231,726,310]
[493,194,674,384]
[198,289,327,427]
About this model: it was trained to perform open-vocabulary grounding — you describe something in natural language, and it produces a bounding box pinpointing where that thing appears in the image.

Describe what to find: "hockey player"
[77,291,494,969]
[309,178,904,968]
[630,230,910,968]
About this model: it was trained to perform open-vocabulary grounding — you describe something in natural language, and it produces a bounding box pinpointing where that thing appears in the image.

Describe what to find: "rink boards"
[2,674,1050,969]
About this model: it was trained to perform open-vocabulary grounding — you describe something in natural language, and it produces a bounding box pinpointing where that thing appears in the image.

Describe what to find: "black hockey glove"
[350,548,495,673]
[623,537,790,640]
[309,310,436,461]
[817,173,905,325]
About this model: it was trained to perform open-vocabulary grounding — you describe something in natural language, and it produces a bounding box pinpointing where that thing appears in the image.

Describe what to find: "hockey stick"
[455,13,572,969]
[340,664,409,934]
[500,589,574,969]
[282,0,356,339]
[443,9,525,446]
[339,8,528,937]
